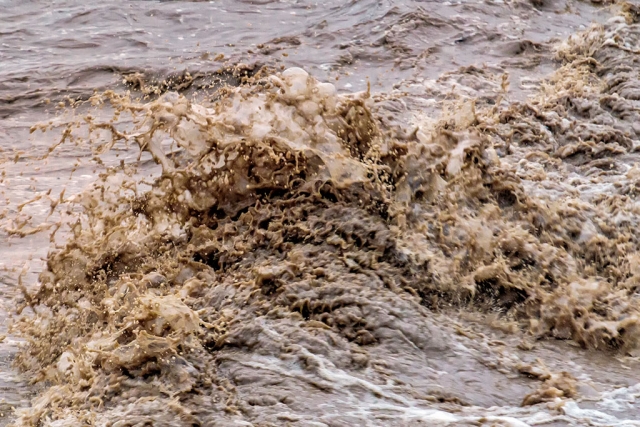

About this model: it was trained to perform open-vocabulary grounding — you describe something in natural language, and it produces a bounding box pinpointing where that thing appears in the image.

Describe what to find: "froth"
[8,52,640,424]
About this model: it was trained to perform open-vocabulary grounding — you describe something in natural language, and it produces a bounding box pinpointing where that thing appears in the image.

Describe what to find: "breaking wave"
[8,9,640,424]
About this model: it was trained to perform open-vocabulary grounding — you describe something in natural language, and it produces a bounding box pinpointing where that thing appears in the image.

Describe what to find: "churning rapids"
[2,0,640,426]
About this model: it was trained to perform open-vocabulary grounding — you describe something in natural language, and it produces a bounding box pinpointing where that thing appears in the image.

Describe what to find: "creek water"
[2,0,640,426]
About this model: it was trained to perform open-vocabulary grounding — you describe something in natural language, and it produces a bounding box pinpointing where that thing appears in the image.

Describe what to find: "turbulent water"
[3,0,640,426]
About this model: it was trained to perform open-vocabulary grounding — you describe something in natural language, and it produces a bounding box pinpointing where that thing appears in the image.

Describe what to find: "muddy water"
[3,0,640,426]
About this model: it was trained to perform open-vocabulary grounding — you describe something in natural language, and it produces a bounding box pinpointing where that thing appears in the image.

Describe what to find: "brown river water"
[2,0,640,425]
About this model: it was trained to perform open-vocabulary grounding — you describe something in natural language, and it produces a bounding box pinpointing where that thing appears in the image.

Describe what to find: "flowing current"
[2,0,640,426]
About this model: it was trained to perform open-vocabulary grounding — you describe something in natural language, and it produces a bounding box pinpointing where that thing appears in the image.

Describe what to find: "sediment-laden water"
[2,1,640,426]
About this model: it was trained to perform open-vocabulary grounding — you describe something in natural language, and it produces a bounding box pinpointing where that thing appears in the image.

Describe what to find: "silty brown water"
[2,0,640,426]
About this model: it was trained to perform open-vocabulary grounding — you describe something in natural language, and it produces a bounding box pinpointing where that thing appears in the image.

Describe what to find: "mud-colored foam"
[7,9,640,423]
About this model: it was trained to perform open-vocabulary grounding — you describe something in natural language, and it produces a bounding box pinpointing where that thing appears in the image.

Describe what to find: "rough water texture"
[4,0,640,426]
